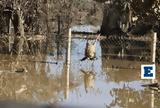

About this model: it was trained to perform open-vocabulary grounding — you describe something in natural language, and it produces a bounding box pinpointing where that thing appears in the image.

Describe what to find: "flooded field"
[0,34,160,108]
[0,0,160,107]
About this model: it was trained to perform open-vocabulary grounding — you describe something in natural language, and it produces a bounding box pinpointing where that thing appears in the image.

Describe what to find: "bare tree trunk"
[17,6,27,55]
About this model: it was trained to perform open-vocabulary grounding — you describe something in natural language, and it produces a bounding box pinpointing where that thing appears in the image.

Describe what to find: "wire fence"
[70,31,159,63]
[65,30,160,72]
[100,34,152,61]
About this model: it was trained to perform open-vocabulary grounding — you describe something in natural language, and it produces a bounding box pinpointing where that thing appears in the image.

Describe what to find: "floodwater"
[0,25,160,108]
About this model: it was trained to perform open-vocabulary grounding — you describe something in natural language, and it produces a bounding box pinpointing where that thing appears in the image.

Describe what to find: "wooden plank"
[65,35,106,40]
[71,31,152,41]
[71,31,98,35]
[27,35,46,41]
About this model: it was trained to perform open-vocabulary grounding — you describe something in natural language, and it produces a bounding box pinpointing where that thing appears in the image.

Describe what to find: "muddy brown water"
[0,26,160,108]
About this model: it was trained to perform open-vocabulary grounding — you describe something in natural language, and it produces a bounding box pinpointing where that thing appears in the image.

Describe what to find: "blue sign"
[141,64,155,79]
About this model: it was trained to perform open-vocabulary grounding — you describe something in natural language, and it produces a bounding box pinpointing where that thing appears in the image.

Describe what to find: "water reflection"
[0,54,78,103]
[80,69,95,93]
[108,88,151,108]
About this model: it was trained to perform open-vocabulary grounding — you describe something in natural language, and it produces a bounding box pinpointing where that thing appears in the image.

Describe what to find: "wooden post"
[9,19,12,52]
[65,28,72,99]
[56,15,61,59]
[151,32,157,63]
[151,32,157,108]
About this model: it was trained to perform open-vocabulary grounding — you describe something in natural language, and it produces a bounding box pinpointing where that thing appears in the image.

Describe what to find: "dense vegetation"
[100,0,160,35]
[0,0,160,36]
[0,0,160,62]
[0,0,102,37]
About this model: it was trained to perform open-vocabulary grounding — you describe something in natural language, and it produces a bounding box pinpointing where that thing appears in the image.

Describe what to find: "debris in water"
[142,83,160,92]
[15,68,25,73]
[39,61,58,64]
[15,85,27,94]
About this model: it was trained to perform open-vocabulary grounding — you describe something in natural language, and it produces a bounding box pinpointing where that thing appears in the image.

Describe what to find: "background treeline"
[0,0,102,37]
